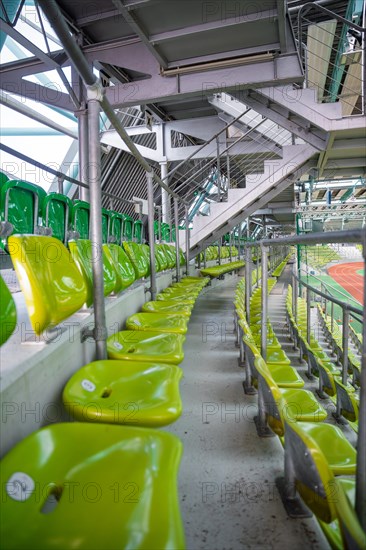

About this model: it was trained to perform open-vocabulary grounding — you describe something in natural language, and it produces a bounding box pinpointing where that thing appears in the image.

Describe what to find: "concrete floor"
[166,273,330,550]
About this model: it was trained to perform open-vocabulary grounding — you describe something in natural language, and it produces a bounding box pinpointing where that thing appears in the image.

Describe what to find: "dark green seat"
[0,274,17,346]
[0,179,47,248]
[133,219,144,243]
[108,211,124,245]
[101,208,111,244]
[71,200,90,239]
[161,222,171,242]
[122,214,134,241]
[42,192,72,243]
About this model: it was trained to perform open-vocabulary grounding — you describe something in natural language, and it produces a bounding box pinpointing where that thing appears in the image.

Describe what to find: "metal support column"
[87,96,107,360]
[261,244,268,361]
[174,198,181,282]
[161,161,171,225]
[341,308,349,386]
[245,245,251,325]
[237,225,241,260]
[185,207,190,276]
[216,137,221,200]
[147,171,157,300]
[306,288,311,345]
[78,104,89,201]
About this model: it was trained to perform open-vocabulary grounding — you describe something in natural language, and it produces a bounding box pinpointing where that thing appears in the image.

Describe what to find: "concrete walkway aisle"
[166,274,329,550]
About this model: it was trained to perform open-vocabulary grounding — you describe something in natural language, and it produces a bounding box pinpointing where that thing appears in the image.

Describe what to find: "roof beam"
[106,54,303,108]
[111,0,168,68]
[276,0,288,52]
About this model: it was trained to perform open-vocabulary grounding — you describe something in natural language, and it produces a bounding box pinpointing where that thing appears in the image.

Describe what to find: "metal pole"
[216,137,221,201]
[174,198,181,282]
[147,171,157,300]
[341,307,349,386]
[185,207,190,276]
[161,161,171,224]
[261,244,268,361]
[229,232,232,262]
[226,147,231,190]
[245,245,251,325]
[293,262,298,323]
[87,97,107,360]
[218,240,221,265]
[237,225,241,260]
[203,247,207,268]
[78,104,90,201]
[330,300,334,332]
[356,228,366,529]
[257,245,259,287]
[306,288,311,344]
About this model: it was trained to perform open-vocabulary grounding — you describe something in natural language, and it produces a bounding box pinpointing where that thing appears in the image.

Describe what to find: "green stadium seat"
[107,331,185,364]
[42,192,72,243]
[103,243,136,293]
[71,200,90,239]
[126,312,189,335]
[63,359,183,427]
[122,214,133,241]
[0,423,185,549]
[68,239,117,306]
[142,300,193,317]
[122,242,149,279]
[132,219,144,243]
[108,211,124,245]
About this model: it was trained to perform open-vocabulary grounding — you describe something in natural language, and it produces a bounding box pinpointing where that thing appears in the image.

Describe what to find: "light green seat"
[8,235,87,334]
[254,356,327,436]
[283,420,362,548]
[156,293,195,305]
[0,274,17,346]
[123,241,149,279]
[142,300,193,317]
[63,360,183,427]
[0,423,185,550]
[161,244,176,269]
[155,244,168,271]
[104,243,135,293]
[107,331,185,365]
[68,239,117,306]
[126,312,189,335]
[162,287,200,298]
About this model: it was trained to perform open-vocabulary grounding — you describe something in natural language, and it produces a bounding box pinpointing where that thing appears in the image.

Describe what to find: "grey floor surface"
[166,273,330,550]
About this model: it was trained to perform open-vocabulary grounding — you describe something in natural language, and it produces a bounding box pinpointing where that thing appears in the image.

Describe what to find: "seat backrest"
[122,241,149,279]
[68,239,117,307]
[42,192,72,243]
[283,419,337,523]
[155,244,168,271]
[333,479,366,550]
[179,248,185,266]
[122,215,133,241]
[108,211,124,245]
[0,171,9,187]
[0,274,17,346]
[103,244,135,293]
[161,244,176,269]
[101,208,111,244]
[71,200,90,239]
[8,235,87,334]
[132,220,144,243]
[161,223,171,242]
[254,355,287,436]
[0,180,46,238]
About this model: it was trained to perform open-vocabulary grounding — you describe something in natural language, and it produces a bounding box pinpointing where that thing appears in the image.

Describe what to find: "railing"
[245,228,365,532]
[297,2,366,116]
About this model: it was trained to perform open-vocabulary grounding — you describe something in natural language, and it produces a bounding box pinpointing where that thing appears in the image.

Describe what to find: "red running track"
[328,262,364,305]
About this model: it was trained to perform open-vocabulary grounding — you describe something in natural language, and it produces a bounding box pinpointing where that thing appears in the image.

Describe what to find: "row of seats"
[271,253,292,277]
[0,174,144,247]
[198,245,239,262]
[0,231,209,548]
[200,259,244,278]
[286,290,359,433]
[234,276,364,550]
[300,245,340,269]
